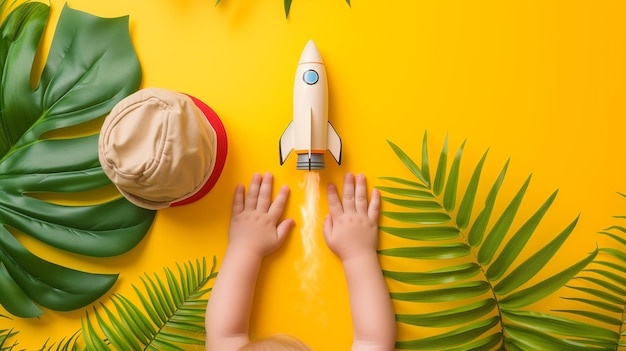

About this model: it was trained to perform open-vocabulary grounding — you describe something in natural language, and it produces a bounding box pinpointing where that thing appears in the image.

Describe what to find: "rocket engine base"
[297,154,324,171]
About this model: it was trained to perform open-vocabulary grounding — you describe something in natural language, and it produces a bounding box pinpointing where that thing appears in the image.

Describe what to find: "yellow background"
[3,0,626,349]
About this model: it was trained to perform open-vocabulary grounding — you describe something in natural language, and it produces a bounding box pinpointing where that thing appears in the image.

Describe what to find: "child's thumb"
[322,214,333,240]
[276,218,295,241]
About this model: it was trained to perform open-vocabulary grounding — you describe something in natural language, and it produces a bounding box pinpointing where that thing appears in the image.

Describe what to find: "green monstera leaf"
[0,2,155,318]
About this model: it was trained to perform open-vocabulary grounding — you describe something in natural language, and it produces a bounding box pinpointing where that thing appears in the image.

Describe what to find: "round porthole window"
[303,69,319,85]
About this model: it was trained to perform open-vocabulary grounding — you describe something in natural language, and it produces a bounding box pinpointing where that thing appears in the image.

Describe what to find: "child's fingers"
[256,172,274,212]
[327,183,343,216]
[354,173,369,214]
[231,184,245,214]
[368,188,381,221]
[342,172,356,212]
[268,185,290,219]
[245,173,262,210]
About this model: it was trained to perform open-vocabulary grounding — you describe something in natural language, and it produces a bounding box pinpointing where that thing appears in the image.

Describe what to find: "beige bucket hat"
[98,87,228,210]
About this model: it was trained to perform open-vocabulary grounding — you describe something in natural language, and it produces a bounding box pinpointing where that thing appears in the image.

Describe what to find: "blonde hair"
[238,334,312,351]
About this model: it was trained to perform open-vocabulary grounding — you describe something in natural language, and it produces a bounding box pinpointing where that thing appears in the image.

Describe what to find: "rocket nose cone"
[299,40,323,64]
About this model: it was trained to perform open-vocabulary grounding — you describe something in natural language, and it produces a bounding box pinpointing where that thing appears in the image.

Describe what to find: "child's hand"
[322,173,395,351]
[228,172,294,258]
[323,173,381,262]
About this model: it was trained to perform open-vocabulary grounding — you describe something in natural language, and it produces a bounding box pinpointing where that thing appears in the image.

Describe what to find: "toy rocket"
[279,40,342,171]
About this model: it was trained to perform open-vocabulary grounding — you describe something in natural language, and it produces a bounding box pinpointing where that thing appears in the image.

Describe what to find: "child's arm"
[323,173,396,351]
[206,173,294,351]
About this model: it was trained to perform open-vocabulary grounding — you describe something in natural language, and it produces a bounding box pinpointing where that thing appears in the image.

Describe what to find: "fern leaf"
[378,176,427,189]
[493,216,579,295]
[600,225,626,241]
[382,211,451,225]
[380,197,442,210]
[0,327,18,351]
[379,244,470,260]
[442,140,465,212]
[100,303,143,349]
[499,248,597,309]
[379,225,460,241]
[555,200,626,350]
[54,334,81,351]
[584,268,626,287]
[421,131,431,187]
[82,313,110,351]
[396,316,499,350]
[387,140,428,185]
[396,298,496,327]
[504,323,599,351]
[560,297,623,313]
[598,247,626,263]
[284,0,292,17]
[383,263,481,286]
[375,186,433,198]
[165,268,184,307]
[92,305,129,349]
[476,175,532,266]
[379,134,593,349]
[390,281,491,303]
[80,257,216,349]
[575,276,626,296]
[503,310,619,341]
[109,295,154,344]
[552,309,621,326]
[466,159,509,247]
[438,333,502,351]
[133,283,161,327]
[455,149,488,229]
[564,285,624,305]
[485,190,558,281]
[432,135,448,196]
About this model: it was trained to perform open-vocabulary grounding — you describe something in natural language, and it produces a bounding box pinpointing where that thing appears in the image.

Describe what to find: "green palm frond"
[555,193,626,349]
[284,0,351,18]
[0,330,18,351]
[80,257,217,350]
[378,132,598,350]
[215,0,351,18]
[0,315,18,351]
[37,332,81,351]
[284,0,292,17]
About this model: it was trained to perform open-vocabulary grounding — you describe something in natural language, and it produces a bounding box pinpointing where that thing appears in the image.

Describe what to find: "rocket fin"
[279,121,295,165]
[327,121,342,165]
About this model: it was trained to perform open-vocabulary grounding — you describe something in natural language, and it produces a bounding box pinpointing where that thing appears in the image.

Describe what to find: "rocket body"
[279,40,342,170]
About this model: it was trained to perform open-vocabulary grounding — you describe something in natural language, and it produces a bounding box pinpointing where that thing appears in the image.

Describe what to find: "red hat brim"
[170,94,228,207]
